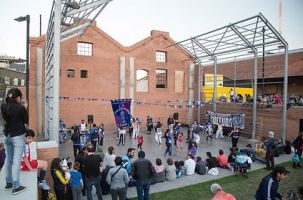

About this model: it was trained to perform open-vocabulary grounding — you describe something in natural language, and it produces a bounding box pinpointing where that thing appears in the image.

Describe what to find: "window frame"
[67,69,75,78]
[156,68,167,88]
[77,42,93,56]
[80,70,88,78]
[156,51,167,63]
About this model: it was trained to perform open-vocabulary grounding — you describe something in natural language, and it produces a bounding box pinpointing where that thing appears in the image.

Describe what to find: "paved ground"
[59,128,293,200]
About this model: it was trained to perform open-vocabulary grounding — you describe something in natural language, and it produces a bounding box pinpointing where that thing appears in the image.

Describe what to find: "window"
[17,79,22,86]
[67,69,75,78]
[156,51,167,63]
[77,42,93,56]
[80,70,88,78]
[136,69,149,92]
[175,71,184,93]
[300,119,303,132]
[156,69,167,88]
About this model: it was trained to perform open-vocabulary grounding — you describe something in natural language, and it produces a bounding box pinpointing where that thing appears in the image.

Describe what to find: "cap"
[273,166,290,175]
[210,183,222,193]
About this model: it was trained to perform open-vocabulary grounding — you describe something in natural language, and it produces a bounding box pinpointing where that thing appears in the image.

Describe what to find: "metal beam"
[66,0,111,16]
[230,25,258,139]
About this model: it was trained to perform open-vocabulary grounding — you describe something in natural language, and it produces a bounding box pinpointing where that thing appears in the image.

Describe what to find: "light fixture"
[66,0,80,9]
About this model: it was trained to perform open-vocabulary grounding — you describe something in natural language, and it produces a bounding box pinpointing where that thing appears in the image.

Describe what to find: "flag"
[111,99,132,129]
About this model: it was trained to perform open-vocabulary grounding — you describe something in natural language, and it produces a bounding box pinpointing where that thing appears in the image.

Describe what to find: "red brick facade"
[29,22,196,133]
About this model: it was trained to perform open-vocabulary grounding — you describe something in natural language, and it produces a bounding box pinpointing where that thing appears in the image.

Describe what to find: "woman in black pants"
[229,127,240,147]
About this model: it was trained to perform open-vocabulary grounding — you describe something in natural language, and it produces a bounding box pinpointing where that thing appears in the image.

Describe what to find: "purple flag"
[111,99,132,129]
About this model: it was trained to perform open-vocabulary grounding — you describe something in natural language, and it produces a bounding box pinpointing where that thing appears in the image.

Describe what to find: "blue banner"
[111,99,132,129]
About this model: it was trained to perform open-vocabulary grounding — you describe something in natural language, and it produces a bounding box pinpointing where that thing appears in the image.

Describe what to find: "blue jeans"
[4,134,25,189]
[136,179,151,200]
[86,176,103,200]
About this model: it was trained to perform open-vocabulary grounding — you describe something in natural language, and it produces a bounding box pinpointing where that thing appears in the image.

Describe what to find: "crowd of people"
[0,88,302,200]
[218,89,303,110]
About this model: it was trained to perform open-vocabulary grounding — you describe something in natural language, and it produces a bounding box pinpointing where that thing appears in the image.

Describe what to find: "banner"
[206,111,245,129]
[111,99,132,129]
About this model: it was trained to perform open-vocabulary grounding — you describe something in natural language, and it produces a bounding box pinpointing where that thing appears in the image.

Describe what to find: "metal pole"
[262,27,265,96]
[40,14,42,36]
[198,61,201,123]
[213,58,217,112]
[252,51,258,140]
[26,15,30,113]
[52,0,61,143]
[282,45,288,143]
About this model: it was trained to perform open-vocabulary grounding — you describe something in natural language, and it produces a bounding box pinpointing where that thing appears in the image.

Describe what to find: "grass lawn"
[132,162,303,200]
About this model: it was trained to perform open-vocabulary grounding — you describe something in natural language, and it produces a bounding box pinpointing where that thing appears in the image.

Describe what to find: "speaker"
[173,112,178,120]
[88,115,94,124]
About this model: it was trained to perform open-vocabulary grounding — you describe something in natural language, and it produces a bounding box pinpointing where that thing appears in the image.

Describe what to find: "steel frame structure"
[45,0,112,142]
[171,13,288,141]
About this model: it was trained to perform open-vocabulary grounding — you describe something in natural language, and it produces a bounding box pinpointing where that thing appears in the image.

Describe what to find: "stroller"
[234,153,252,177]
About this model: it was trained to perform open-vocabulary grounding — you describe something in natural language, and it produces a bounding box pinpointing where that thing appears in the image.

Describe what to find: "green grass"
[131,162,303,200]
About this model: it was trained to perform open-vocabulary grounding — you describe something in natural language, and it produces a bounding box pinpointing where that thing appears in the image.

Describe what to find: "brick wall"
[29,24,196,132]
[37,143,58,195]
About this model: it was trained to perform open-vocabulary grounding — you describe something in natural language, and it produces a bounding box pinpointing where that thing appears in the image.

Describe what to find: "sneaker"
[4,183,12,190]
[12,186,27,195]
[39,181,50,191]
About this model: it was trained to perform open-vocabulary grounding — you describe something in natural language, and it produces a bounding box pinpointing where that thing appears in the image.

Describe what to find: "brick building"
[28,21,303,140]
[29,22,197,133]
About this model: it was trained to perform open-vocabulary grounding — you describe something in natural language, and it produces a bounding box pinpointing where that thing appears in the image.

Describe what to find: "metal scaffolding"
[170,13,288,141]
[45,0,112,143]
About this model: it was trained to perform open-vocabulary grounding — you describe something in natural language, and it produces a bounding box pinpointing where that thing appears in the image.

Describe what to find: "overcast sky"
[0,0,302,59]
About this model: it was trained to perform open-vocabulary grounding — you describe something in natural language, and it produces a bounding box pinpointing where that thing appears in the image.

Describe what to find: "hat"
[273,166,290,175]
[210,183,222,193]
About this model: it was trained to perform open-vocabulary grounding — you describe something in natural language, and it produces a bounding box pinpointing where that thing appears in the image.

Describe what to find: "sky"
[0,0,303,59]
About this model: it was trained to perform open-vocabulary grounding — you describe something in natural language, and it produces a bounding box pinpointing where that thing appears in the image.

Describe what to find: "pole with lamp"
[14,15,30,113]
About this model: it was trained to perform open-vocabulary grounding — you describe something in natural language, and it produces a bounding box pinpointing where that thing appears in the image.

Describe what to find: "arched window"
[136,69,148,92]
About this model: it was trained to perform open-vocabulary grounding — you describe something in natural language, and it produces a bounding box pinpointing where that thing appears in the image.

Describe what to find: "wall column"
[129,57,135,115]
[36,48,43,139]
[188,63,195,125]
[119,56,126,99]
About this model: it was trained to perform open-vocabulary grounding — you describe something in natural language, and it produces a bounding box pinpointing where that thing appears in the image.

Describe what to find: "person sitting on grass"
[21,129,50,190]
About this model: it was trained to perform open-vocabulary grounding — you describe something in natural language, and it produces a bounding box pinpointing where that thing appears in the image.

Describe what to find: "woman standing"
[229,127,240,147]
[50,158,70,200]
[1,88,28,195]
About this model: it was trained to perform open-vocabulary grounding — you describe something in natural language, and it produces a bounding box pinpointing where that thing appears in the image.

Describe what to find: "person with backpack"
[106,156,129,200]
[89,124,98,152]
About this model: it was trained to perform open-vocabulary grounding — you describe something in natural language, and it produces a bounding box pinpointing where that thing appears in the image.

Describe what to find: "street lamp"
[15,15,30,112]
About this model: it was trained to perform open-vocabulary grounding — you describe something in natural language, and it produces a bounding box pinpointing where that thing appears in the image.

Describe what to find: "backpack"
[100,169,110,195]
